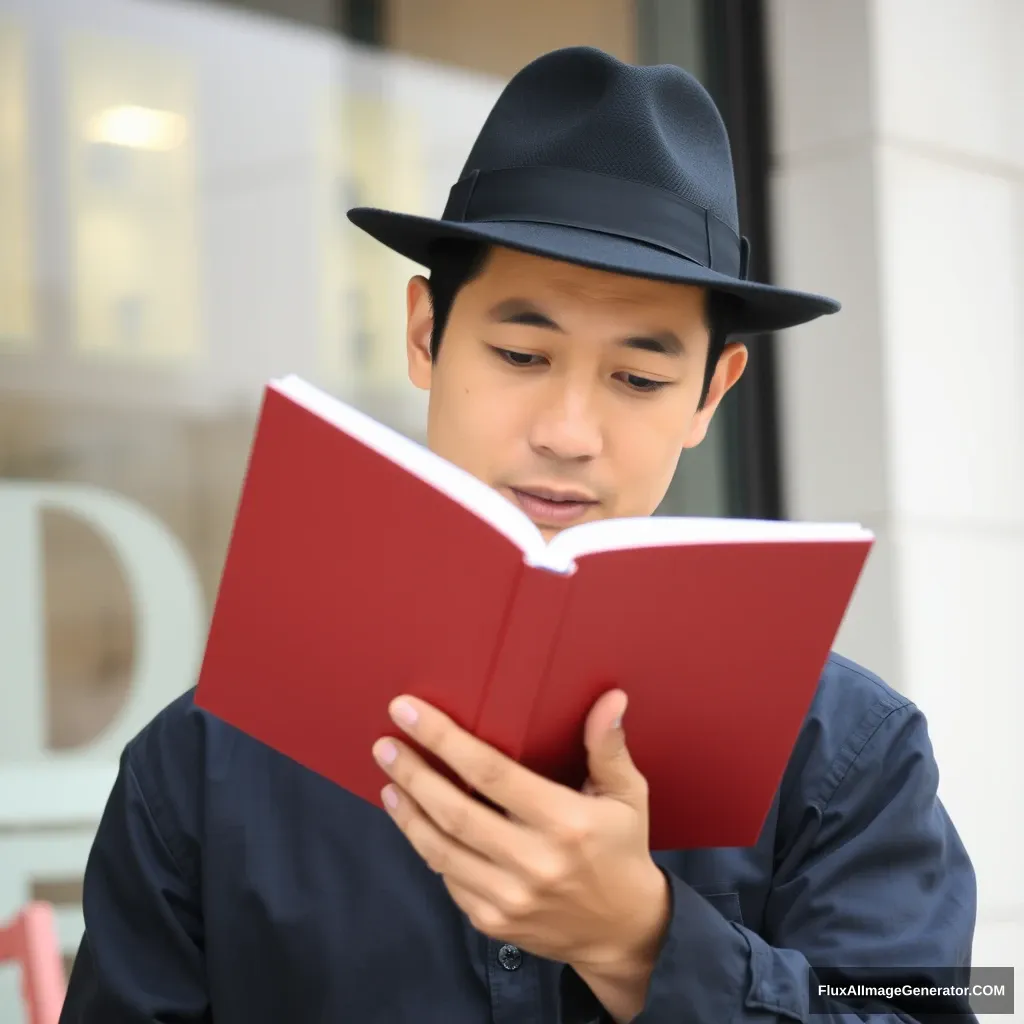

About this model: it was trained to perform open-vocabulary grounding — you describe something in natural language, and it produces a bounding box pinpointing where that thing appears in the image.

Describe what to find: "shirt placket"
[483,937,548,1023]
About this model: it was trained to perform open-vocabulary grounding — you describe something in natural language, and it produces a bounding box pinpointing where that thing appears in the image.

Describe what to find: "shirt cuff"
[636,868,755,1023]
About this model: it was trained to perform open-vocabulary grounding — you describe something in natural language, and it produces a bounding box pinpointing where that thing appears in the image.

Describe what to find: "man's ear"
[406,275,434,391]
[682,342,748,449]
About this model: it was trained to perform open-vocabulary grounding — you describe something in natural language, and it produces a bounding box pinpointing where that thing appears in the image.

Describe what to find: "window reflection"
[316,52,503,436]
[339,90,423,393]
[66,34,199,362]
[0,0,678,990]
[0,19,33,347]
[318,79,426,406]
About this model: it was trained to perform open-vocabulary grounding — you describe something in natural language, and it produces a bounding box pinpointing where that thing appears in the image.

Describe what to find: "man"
[61,46,976,1023]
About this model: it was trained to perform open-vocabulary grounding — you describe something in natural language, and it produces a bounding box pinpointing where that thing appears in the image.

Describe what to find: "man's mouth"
[508,486,599,527]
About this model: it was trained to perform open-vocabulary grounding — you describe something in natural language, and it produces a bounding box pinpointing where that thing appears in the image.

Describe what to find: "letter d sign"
[0,482,206,764]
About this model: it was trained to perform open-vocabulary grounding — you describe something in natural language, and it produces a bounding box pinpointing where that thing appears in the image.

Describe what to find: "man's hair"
[424,240,730,409]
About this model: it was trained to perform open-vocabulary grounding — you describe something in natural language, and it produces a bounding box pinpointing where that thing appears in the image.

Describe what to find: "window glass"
[0,0,736,994]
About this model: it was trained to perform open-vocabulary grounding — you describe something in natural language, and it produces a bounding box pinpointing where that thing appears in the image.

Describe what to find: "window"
[0,2,779,993]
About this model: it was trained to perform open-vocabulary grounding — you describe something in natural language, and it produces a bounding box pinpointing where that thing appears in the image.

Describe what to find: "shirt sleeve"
[633,700,978,1024]
[60,728,209,1021]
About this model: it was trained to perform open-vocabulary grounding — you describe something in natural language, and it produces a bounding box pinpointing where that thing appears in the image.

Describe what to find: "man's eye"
[496,348,544,367]
[620,373,668,392]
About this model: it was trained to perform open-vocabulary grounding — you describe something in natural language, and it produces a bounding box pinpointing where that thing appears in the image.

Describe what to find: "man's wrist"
[569,863,672,1022]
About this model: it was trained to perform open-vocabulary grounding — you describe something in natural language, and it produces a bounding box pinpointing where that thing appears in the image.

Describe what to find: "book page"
[539,515,873,572]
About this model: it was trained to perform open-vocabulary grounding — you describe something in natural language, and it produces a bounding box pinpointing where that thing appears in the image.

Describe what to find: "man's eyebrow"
[618,332,684,356]
[487,299,564,331]
[487,298,685,356]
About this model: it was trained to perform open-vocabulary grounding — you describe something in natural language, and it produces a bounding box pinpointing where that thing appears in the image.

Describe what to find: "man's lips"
[508,486,599,525]
[513,484,598,504]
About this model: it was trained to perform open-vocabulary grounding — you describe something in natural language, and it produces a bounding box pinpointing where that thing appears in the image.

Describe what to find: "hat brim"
[347,207,839,336]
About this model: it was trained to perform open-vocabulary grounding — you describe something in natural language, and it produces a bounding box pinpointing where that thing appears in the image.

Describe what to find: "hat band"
[442,165,743,278]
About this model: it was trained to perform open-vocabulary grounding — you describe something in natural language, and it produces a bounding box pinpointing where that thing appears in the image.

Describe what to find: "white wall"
[768,0,1023,1011]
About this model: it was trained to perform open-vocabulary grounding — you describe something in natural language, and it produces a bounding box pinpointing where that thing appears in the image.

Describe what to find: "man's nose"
[527,379,604,462]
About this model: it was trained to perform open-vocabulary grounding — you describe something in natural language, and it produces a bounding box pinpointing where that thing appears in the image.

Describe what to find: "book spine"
[471,565,573,761]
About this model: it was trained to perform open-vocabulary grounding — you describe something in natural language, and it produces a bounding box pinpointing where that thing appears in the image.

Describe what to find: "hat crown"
[346,45,840,336]
[460,46,739,235]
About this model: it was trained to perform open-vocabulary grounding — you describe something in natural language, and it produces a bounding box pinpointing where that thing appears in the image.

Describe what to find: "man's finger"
[373,736,540,865]
[381,783,514,900]
[384,696,576,827]
[583,690,646,801]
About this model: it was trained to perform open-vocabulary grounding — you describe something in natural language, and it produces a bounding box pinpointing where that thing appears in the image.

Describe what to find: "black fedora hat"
[347,46,839,335]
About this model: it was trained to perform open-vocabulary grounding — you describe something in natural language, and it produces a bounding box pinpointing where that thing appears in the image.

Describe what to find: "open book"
[195,375,873,850]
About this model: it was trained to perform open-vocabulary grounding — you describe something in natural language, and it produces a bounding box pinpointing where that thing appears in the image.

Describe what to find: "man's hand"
[371,689,670,1018]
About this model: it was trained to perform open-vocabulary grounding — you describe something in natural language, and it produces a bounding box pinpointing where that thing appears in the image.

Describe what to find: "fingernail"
[391,699,419,727]
[374,740,398,765]
[613,699,627,730]
[382,785,399,809]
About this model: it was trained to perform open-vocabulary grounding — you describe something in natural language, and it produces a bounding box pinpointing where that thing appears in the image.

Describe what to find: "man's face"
[406,246,748,540]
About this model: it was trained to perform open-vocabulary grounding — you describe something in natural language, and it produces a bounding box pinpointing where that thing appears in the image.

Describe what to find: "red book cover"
[194,376,872,850]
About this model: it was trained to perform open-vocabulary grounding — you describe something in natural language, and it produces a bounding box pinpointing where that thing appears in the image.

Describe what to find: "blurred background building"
[0,0,1019,1016]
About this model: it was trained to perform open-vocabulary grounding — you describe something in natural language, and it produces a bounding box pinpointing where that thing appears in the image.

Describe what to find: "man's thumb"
[584,690,642,799]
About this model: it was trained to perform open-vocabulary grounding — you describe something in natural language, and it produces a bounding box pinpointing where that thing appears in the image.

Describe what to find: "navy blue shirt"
[60,653,977,1022]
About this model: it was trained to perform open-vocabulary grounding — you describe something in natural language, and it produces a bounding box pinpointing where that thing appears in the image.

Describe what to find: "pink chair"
[0,902,67,1024]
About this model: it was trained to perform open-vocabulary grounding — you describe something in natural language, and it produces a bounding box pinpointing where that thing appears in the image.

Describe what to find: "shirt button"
[497,943,522,970]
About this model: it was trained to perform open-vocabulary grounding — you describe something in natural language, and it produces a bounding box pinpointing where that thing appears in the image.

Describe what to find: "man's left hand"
[371,689,670,976]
